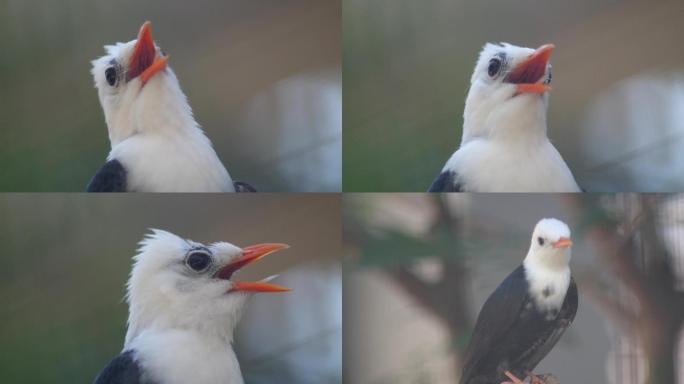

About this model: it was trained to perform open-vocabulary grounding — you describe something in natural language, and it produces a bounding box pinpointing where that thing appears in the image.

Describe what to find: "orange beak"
[552,237,573,249]
[126,21,169,85]
[215,243,291,293]
[506,43,554,95]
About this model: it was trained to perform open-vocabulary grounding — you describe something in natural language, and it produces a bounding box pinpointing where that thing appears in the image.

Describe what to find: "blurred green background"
[343,0,684,192]
[0,0,341,192]
[0,194,341,383]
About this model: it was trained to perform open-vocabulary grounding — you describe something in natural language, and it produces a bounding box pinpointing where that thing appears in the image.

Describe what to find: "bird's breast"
[109,134,234,192]
[448,139,579,192]
[525,271,570,318]
[128,329,244,384]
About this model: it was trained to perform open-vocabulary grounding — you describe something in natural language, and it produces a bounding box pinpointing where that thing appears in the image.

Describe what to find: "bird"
[459,218,578,384]
[93,229,290,384]
[428,43,581,192]
[87,21,255,192]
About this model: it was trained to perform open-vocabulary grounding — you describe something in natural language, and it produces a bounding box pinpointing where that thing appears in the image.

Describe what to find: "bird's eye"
[186,252,212,272]
[105,67,118,86]
[487,58,502,77]
[537,237,545,246]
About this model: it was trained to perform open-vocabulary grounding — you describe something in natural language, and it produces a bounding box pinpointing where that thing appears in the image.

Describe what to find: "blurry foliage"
[358,225,455,268]
[344,195,523,269]
[344,195,474,383]
[570,194,684,384]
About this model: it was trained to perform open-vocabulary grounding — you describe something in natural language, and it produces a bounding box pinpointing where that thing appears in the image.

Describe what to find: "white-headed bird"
[460,218,578,384]
[93,230,290,384]
[429,43,580,192]
[88,22,255,192]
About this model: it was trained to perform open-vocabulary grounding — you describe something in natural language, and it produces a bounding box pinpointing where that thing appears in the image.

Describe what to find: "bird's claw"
[502,370,550,384]
[503,371,526,384]
[525,370,546,384]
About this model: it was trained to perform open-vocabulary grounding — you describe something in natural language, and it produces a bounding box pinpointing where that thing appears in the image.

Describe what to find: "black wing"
[93,350,143,384]
[86,159,127,192]
[460,266,529,384]
[233,181,257,192]
[428,171,462,192]
[562,277,579,324]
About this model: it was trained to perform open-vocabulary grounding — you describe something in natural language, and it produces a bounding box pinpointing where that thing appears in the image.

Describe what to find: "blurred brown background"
[343,0,684,192]
[0,0,341,191]
[0,194,341,383]
[343,193,684,384]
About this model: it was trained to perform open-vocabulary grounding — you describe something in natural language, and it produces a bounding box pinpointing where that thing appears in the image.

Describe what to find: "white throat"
[106,70,197,146]
[523,254,571,316]
[462,92,548,144]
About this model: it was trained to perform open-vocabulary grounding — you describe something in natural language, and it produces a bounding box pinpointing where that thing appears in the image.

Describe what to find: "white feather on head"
[124,229,248,347]
[463,42,551,143]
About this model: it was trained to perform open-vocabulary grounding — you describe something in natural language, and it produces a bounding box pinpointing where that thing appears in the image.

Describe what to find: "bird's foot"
[502,371,526,384]
[524,370,546,384]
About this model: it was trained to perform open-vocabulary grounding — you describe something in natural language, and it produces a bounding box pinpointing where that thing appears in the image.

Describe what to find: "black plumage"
[86,159,127,192]
[460,265,578,384]
[428,170,462,192]
[93,350,148,384]
[86,160,256,193]
[233,181,257,192]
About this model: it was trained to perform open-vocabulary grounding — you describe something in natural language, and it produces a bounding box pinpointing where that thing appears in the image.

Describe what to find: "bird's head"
[462,43,554,141]
[525,218,572,270]
[92,21,190,145]
[124,229,290,345]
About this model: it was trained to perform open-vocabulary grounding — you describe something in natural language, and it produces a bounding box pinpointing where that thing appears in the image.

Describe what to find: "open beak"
[215,243,291,293]
[552,237,573,249]
[506,44,554,95]
[126,21,169,85]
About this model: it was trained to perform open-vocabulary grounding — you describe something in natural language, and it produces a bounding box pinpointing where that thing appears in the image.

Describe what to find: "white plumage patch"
[524,262,570,318]
[443,138,580,192]
[129,329,244,384]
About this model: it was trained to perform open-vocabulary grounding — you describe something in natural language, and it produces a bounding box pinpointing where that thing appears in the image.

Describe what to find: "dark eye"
[186,252,211,272]
[538,237,545,246]
[488,58,502,77]
[105,67,117,86]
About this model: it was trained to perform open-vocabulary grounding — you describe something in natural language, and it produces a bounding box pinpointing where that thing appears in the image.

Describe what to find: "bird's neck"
[125,285,245,348]
[127,328,244,384]
[125,308,240,349]
[108,76,206,148]
[523,252,570,275]
[462,101,548,145]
